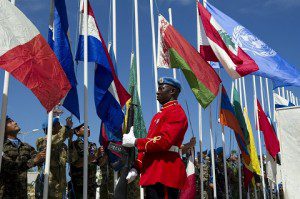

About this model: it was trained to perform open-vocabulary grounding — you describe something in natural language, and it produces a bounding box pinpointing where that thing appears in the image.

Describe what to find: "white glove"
[122,126,136,147]
[126,168,138,184]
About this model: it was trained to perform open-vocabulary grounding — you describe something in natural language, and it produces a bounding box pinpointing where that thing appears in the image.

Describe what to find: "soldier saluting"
[0,116,45,198]
[122,77,188,198]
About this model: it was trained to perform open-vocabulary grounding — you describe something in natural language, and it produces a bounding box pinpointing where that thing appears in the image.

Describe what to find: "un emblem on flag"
[233,26,276,57]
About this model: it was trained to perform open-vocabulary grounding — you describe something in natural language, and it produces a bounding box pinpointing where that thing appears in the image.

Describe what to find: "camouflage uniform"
[0,138,37,199]
[214,158,226,199]
[227,160,239,199]
[36,126,69,198]
[68,137,98,199]
[202,157,211,199]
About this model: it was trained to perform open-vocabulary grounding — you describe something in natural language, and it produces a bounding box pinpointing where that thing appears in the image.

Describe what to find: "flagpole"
[0,0,15,172]
[281,87,285,99]
[134,0,141,101]
[112,0,117,59]
[134,1,144,198]
[221,125,229,199]
[277,88,281,96]
[111,0,119,191]
[209,105,217,199]
[42,110,54,199]
[196,1,204,198]
[168,8,177,79]
[149,0,159,112]
[234,79,242,199]
[83,0,89,198]
[286,90,290,102]
[253,76,267,199]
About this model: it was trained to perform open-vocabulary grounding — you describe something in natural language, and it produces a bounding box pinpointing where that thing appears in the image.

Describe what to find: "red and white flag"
[180,153,196,199]
[0,0,71,112]
[198,2,259,79]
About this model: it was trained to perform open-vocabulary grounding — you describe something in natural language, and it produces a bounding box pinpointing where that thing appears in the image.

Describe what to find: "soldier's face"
[5,119,20,134]
[156,84,176,105]
[77,126,90,137]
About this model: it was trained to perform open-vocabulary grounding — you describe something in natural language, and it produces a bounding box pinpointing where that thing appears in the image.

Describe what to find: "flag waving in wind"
[219,86,250,165]
[0,0,71,112]
[157,15,221,108]
[198,2,259,79]
[257,100,280,159]
[48,0,80,119]
[204,2,300,88]
[75,0,130,133]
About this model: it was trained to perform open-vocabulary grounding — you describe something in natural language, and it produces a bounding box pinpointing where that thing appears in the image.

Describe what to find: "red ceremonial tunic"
[135,100,188,189]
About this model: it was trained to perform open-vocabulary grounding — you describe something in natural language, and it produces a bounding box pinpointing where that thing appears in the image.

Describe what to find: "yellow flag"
[244,108,261,175]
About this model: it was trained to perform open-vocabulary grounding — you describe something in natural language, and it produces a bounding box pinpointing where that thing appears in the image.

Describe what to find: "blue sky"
[1,0,299,156]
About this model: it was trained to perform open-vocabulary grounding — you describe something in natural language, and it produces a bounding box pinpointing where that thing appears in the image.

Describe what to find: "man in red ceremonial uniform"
[123,77,188,199]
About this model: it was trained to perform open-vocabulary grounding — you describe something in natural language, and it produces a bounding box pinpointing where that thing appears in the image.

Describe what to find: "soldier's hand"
[97,146,105,157]
[34,150,46,165]
[190,137,196,147]
[122,127,136,147]
[126,168,138,184]
[66,117,73,128]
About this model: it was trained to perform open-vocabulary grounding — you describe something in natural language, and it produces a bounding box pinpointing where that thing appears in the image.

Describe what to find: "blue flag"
[206,2,300,88]
[48,0,80,119]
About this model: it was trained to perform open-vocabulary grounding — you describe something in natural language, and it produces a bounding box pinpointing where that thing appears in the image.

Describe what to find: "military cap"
[42,117,60,130]
[158,77,181,92]
[216,147,223,155]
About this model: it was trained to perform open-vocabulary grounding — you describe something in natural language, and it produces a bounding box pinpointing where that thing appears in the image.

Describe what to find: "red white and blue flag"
[75,1,130,133]
[198,2,259,79]
[0,0,71,112]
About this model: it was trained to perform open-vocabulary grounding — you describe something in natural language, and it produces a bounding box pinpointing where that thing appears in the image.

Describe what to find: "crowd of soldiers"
[0,114,283,199]
[0,115,118,199]
[190,148,283,199]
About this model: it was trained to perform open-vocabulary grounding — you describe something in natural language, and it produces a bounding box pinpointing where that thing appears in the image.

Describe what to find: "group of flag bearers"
[0,0,299,198]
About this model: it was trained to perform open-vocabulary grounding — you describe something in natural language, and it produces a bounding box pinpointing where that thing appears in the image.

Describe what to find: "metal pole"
[168,8,177,79]
[112,0,117,59]
[43,110,54,199]
[83,0,89,197]
[112,0,119,191]
[265,78,272,118]
[209,105,217,198]
[0,0,15,172]
[234,80,242,199]
[149,0,159,112]
[222,126,229,199]
[281,87,285,99]
[196,2,204,197]
[253,76,267,199]
[134,1,144,197]
[134,0,141,101]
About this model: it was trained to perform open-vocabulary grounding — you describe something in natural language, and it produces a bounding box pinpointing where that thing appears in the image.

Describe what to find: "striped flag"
[220,86,250,165]
[198,2,259,79]
[157,15,221,108]
[0,0,71,112]
[75,0,130,133]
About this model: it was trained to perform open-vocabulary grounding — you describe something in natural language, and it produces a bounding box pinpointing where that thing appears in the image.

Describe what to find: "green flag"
[124,53,147,138]
[233,88,249,143]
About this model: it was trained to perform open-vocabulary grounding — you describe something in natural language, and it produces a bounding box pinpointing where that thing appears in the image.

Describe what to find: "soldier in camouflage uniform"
[202,151,211,199]
[35,117,73,199]
[227,151,239,199]
[0,116,45,199]
[68,123,105,199]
